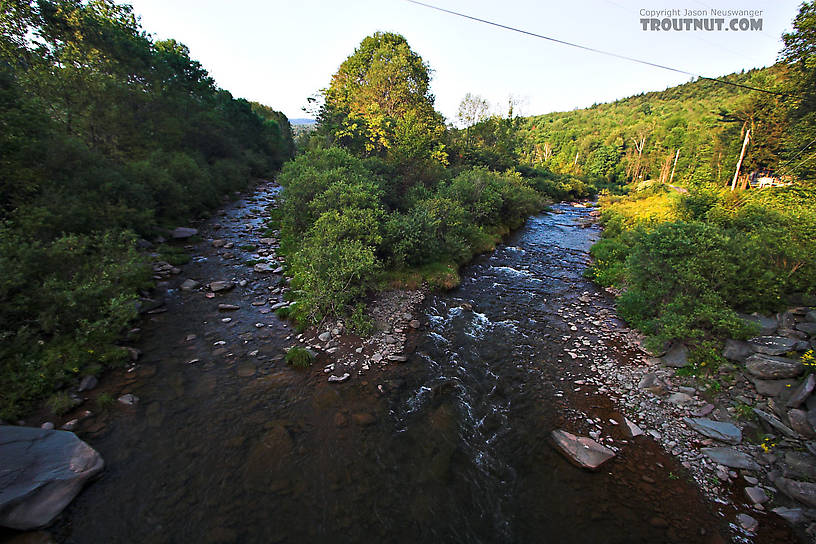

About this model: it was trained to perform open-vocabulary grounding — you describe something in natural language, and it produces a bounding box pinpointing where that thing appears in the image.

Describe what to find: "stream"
[46,182,738,543]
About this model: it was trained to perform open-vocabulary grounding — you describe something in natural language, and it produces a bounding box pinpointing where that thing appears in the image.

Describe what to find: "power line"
[404,0,791,98]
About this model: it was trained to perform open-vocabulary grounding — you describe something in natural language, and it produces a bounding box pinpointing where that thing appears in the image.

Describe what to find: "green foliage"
[95,392,115,411]
[277,148,561,325]
[589,185,816,347]
[348,303,374,336]
[285,347,315,369]
[46,392,75,416]
[516,66,790,186]
[0,0,293,417]
[317,32,447,169]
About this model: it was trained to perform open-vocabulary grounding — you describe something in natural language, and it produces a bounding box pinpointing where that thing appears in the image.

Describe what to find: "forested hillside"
[517,67,788,187]
[0,0,293,417]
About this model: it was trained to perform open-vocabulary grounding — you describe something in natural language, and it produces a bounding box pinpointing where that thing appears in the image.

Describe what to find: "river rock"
[171,227,197,239]
[328,373,350,383]
[117,394,139,406]
[660,343,688,368]
[772,506,805,524]
[736,513,758,532]
[745,486,769,504]
[77,375,97,393]
[749,376,798,397]
[740,314,778,336]
[722,339,753,362]
[745,353,804,379]
[318,332,331,342]
[753,408,797,438]
[787,374,816,408]
[638,372,667,395]
[797,322,816,336]
[253,263,274,273]
[667,392,693,405]
[0,427,104,530]
[700,447,760,470]
[748,336,799,356]
[209,281,234,293]
[624,418,644,437]
[783,452,816,480]
[683,417,742,444]
[217,304,240,311]
[180,279,199,291]
[788,409,815,438]
[551,429,616,471]
[775,477,816,508]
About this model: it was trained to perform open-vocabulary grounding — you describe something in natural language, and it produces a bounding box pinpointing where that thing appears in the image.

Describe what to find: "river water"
[45,184,740,543]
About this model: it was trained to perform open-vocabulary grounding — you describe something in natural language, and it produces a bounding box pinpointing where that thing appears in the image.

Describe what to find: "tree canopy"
[317,32,447,167]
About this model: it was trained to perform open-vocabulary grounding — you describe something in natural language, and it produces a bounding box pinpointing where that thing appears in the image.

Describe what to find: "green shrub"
[286,347,315,369]
[46,391,75,416]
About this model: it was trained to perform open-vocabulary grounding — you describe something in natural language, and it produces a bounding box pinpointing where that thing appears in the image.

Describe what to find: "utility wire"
[776,135,816,172]
[404,0,791,97]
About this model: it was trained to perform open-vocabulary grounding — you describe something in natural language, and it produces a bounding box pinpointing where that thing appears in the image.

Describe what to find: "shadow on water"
[36,198,749,543]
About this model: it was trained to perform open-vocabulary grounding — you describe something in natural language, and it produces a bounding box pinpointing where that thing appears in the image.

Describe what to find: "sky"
[125,0,804,123]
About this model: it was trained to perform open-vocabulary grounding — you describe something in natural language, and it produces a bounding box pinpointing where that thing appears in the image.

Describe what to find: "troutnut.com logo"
[640,8,763,31]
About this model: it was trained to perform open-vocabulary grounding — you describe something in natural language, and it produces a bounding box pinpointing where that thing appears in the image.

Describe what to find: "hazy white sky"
[126,0,802,122]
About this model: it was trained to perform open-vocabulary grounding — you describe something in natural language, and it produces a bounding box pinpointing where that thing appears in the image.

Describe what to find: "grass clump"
[46,391,75,416]
[285,347,315,369]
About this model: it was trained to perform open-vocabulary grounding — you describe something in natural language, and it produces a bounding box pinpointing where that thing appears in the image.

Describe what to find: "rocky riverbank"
[557,284,816,540]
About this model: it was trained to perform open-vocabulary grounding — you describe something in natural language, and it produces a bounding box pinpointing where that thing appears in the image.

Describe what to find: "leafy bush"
[286,347,315,369]
[590,185,816,348]
[0,229,150,419]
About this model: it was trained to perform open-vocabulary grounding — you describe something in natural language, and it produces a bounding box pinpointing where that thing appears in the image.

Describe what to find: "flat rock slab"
[701,447,760,470]
[748,336,799,356]
[551,429,615,471]
[0,427,104,530]
[683,417,742,444]
[753,408,797,438]
[171,227,197,239]
[745,353,803,380]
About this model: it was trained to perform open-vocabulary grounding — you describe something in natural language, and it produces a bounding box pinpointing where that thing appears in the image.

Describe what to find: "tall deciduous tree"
[318,32,447,166]
[781,0,816,180]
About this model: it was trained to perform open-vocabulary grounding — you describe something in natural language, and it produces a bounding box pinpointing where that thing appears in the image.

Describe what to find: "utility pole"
[669,149,679,184]
[731,129,750,191]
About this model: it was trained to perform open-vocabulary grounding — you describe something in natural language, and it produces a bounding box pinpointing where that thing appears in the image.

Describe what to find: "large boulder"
[745,353,804,379]
[748,336,799,356]
[551,429,615,471]
[0,427,104,530]
[683,417,742,444]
